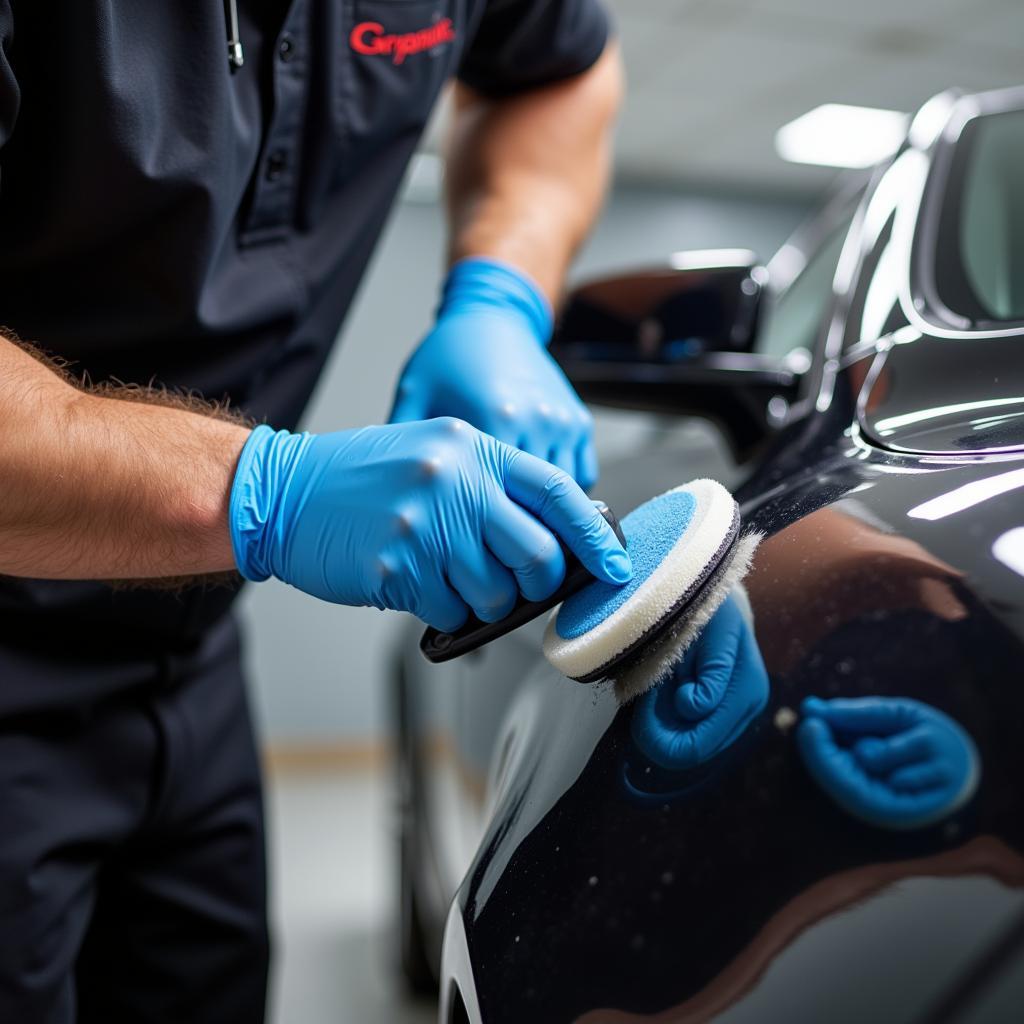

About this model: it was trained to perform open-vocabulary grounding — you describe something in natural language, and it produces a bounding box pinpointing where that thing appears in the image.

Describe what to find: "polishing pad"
[543,480,757,697]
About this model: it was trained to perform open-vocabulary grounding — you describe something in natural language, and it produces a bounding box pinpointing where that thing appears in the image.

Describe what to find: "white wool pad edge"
[542,479,736,680]
[612,533,761,703]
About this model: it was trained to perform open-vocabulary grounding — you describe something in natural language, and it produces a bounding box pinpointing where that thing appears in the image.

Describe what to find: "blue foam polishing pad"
[543,479,748,691]
[555,489,697,640]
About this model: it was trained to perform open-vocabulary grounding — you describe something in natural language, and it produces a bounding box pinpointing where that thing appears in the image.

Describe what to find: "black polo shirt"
[0,0,609,691]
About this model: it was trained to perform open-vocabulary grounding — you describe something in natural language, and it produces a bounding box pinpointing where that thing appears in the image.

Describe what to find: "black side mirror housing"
[550,254,800,459]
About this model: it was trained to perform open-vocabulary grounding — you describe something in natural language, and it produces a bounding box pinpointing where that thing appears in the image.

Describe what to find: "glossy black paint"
[860,334,1024,455]
[553,262,765,360]
[397,86,1024,1024]
[548,263,791,460]
[440,437,1024,1023]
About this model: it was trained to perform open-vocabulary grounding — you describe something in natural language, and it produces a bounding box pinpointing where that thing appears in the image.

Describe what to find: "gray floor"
[265,767,437,1024]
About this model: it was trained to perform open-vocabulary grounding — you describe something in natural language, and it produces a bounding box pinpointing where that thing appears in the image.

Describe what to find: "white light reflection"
[668,249,758,271]
[776,104,908,169]
[907,91,959,150]
[766,243,807,290]
[908,468,1024,521]
[993,528,1024,578]
[785,347,812,374]
[875,397,1024,436]
[971,412,1024,430]
[859,237,901,343]
[861,151,920,241]
[892,325,922,345]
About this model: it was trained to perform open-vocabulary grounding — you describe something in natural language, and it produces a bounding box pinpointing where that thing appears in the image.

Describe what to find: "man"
[0,1,628,1019]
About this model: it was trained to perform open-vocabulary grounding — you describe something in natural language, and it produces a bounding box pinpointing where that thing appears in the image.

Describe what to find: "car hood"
[451,404,1024,1024]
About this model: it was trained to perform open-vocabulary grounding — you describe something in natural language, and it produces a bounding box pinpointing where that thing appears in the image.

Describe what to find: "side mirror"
[550,253,800,459]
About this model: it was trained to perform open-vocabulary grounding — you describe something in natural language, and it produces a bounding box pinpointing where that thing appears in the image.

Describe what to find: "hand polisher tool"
[421,480,760,701]
[544,480,760,700]
[420,501,627,664]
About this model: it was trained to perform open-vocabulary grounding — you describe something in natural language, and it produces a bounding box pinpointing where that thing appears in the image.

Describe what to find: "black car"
[395,85,1024,1024]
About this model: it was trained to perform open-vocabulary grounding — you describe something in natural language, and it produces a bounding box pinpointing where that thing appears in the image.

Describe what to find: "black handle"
[419,502,626,664]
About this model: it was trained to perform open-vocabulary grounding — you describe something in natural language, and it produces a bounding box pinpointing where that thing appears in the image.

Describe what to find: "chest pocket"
[336,0,462,156]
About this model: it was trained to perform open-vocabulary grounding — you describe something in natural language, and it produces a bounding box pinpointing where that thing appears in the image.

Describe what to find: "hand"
[229,418,631,632]
[389,258,599,488]
[630,594,769,770]
[797,696,981,830]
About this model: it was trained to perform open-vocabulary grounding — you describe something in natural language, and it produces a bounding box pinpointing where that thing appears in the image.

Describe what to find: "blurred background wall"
[243,0,1022,746]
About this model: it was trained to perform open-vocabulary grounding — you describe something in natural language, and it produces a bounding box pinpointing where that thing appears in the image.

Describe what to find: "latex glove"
[631,594,769,771]
[389,258,599,488]
[230,418,631,632]
[797,696,980,830]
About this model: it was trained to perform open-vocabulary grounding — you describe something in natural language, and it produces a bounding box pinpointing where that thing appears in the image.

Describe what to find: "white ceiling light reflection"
[859,238,900,343]
[892,326,922,346]
[784,347,813,374]
[908,468,1024,522]
[993,528,1024,578]
[775,104,909,169]
[766,243,807,290]
[874,397,1024,436]
[669,249,758,270]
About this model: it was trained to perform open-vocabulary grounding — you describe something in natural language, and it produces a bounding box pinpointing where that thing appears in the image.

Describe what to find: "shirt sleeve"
[458,0,611,97]
[0,3,19,152]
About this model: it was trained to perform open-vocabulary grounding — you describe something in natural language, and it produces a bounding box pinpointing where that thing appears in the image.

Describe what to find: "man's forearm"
[445,41,623,304]
[0,336,249,580]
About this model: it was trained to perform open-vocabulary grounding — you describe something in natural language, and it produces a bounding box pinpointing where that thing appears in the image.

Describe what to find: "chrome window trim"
[906,85,1024,338]
[804,87,1024,419]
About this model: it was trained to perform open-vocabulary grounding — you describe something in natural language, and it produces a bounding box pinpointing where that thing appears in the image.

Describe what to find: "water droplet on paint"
[774,707,797,733]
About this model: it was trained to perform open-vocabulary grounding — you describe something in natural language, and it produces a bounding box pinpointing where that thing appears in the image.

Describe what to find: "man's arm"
[0,330,632,623]
[388,42,623,486]
[0,335,248,579]
[445,41,623,302]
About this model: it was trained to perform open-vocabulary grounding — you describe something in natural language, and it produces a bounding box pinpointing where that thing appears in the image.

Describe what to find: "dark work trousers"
[0,616,269,1023]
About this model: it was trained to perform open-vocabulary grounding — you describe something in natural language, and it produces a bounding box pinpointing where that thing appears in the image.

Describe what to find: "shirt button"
[278,35,296,62]
[266,150,288,181]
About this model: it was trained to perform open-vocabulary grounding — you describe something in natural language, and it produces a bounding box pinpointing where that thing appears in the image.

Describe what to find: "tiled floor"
[265,766,437,1024]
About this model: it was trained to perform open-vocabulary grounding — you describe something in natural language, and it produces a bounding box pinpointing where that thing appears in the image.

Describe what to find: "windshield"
[757,213,854,361]
[936,109,1024,325]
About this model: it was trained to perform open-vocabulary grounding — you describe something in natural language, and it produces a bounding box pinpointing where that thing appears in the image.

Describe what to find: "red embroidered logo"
[349,18,456,65]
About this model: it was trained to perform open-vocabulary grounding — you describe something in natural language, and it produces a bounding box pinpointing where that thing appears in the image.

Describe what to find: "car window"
[757,220,851,361]
[936,109,1024,324]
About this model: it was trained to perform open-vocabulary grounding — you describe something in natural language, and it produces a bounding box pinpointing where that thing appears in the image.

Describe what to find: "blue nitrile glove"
[631,594,769,771]
[229,418,631,632]
[797,696,981,830]
[389,258,600,489]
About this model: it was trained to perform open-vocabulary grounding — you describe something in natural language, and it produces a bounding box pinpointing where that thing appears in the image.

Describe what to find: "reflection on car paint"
[744,501,969,676]
[438,453,1024,1022]
[907,466,1024,521]
[624,591,769,794]
[797,695,981,830]
[573,838,1024,1024]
